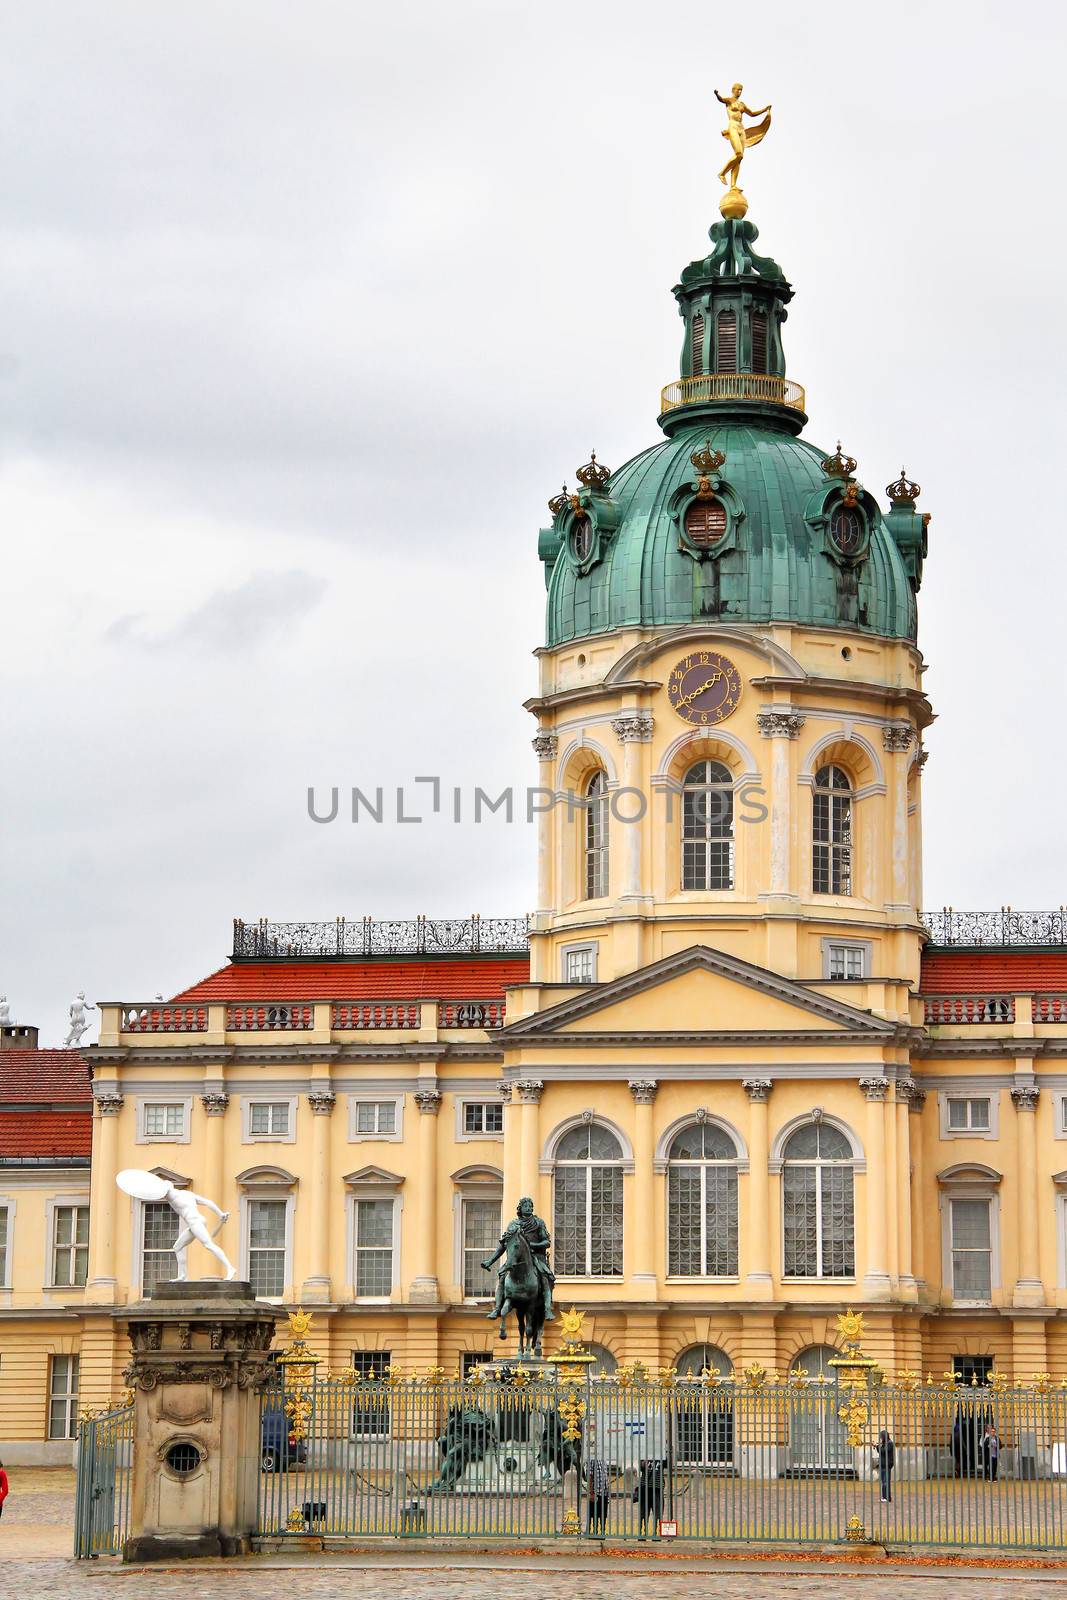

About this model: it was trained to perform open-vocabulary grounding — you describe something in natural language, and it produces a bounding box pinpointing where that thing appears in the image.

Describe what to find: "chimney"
[1,1023,40,1051]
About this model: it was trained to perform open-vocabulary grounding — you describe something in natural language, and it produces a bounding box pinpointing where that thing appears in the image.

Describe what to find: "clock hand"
[678,672,724,708]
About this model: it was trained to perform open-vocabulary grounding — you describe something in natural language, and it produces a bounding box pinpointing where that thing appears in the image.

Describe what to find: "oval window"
[165,1441,202,1477]
[572,516,593,563]
[830,506,862,555]
[685,498,727,549]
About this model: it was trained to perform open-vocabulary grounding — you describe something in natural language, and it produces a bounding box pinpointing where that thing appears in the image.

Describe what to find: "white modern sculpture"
[117,1169,237,1281]
[63,990,95,1047]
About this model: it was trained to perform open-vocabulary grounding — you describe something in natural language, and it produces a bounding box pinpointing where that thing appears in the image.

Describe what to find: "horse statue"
[493,1224,545,1359]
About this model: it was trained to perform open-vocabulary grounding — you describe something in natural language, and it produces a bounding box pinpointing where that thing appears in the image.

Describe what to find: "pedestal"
[120,1280,277,1561]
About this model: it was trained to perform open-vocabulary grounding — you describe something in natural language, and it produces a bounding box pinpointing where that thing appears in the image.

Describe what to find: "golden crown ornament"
[575,451,611,491]
[548,483,570,517]
[886,467,921,504]
[821,441,858,481]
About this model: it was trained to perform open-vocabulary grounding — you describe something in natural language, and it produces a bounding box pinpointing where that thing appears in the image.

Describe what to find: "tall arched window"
[584,770,609,899]
[789,1345,849,1471]
[690,312,705,374]
[667,1121,739,1276]
[716,310,737,372]
[812,764,852,895]
[682,760,734,890]
[676,1344,735,1466]
[782,1121,855,1279]
[553,1122,624,1277]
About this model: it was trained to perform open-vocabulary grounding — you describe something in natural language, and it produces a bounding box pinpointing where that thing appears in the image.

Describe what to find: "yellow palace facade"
[4,138,1067,1464]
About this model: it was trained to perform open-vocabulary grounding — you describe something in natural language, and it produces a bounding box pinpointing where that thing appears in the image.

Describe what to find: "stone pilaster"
[743,1079,773,1296]
[304,1090,336,1302]
[757,712,803,901]
[629,1080,658,1289]
[410,1089,442,1303]
[87,1090,124,1301]
[859,1077,891,1300]
[517,1080,543,1200]
[1011,1084,1044,1307]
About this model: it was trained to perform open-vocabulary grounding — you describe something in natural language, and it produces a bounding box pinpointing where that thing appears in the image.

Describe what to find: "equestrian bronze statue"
[481,1196,555,1358]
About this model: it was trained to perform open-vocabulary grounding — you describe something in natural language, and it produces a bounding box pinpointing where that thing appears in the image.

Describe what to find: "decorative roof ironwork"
[920,908,1067,947]
[233,916,531,961]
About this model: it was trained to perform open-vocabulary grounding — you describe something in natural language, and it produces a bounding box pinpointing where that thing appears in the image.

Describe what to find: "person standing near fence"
[875,1429,896,1503]
[633,1457,665,1538]
[586,1455,610,1537]
[982,1424,1000,1482]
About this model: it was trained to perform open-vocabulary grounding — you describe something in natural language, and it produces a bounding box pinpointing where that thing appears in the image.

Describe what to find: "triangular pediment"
[503,945,896,1040]
[342,1164,404,1188]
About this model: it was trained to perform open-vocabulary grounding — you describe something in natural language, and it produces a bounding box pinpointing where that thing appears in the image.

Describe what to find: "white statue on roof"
[63,991,95,1048]
[0,996,9,1025]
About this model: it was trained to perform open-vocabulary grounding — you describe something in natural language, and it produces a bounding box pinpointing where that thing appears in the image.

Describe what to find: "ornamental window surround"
[666,1122,739,1278]
[137,1098,192,1144]
[237,1166,297,1301]
[552,1121,625,1278]
[241,1095,297,1145]
[48,1354,80,1441]
[682,760,734,891]
[561,941,598,984]
[812,763,853,896]
[684,497,728,549]
[781,1120,856,1280]
[584,770,610,900]
[937,1164,1001,1307]
[0,1201,11,1289]
[822,938,871,980]
[51,1203,89,1288]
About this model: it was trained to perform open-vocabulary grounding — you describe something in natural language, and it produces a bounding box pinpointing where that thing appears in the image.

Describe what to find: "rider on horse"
[482,1196,556,1322]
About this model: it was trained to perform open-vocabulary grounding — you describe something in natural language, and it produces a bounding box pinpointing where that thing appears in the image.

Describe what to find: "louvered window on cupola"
[690,313,705,375]
[751,310,768,373]
[716,310,737,373]
[684,498,727,548]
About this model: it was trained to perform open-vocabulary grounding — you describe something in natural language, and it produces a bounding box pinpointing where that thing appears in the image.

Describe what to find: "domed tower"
[526,129,932,997]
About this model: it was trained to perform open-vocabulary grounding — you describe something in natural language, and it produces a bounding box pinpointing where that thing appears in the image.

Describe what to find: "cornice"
[499,1027,913,1049]
[749,674,934,729]
[523,679,661,717]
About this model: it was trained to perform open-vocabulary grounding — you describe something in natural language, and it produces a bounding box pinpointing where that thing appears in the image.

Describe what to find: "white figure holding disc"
[117,1169,237,1281]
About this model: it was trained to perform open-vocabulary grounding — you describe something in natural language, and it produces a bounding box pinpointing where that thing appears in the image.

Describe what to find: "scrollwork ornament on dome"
[575,451,611,492]
[690,440,726,500]
[887,467,921,506]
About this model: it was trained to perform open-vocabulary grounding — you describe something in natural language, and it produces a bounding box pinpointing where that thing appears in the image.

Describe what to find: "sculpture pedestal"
[119,1280,276,1561]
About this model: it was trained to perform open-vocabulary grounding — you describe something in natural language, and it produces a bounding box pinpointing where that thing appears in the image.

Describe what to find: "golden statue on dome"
[715,82,772,220]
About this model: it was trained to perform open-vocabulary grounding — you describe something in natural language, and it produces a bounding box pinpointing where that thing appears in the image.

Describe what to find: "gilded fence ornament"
[989,1370,1011,1394]
[1031,1371,1055,1393]
[714,83,772,219]
[743,1361,767,1389]
[896,1368,922,1392]
[701,1364,723,1386]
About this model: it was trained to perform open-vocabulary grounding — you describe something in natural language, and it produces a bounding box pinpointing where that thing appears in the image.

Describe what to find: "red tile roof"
[171,957,531,1003]
[921,951,1067,993]
[0,1049,93,1102]
[0,1109,91,1158]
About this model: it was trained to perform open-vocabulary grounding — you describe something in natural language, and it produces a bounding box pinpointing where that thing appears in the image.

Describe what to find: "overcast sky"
[1,1,1064,1043]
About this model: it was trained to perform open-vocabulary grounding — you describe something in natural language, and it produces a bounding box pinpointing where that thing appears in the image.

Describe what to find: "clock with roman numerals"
[667,651,742,726]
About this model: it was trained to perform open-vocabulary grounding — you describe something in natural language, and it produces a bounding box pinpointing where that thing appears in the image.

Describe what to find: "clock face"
[667,651,742,726]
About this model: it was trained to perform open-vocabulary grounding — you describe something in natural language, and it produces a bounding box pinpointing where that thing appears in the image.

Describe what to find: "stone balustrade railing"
[226,1003,314,1031]
[437,1000,505,1028]
[331,1002,421,1030]
[120,1004,208,1033]
[923,995,1016,1024]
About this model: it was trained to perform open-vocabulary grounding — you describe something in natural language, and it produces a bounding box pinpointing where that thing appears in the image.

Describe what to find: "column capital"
[859,1076,890,1101]
[307,1089,336,1115]
[611,712,654,744]
[517,1079,544,1105]
[201,1090,229,1117]
[898,1079,926,1111]
[532,731,559,760]
[756,710,805,740]
[497,1081,514,1103]
[628,1079,658,1104]
[1011,1085,1040,1112]
[742,1078,773,1102]
[882,722,915,752]
[413,1088,442,1115]
[95,1090,125,1116]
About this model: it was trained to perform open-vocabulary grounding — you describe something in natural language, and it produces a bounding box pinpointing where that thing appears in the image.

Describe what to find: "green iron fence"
[255,1372,1067,1550]
[74,1403,134,1558]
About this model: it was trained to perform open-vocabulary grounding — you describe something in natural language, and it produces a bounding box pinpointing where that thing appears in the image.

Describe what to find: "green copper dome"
[538,218,927,648]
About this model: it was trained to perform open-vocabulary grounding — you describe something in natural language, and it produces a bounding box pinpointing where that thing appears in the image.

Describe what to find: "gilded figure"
[715,83,772,192]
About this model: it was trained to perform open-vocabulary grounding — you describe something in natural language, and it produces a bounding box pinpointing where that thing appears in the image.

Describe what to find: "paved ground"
[7,1467,1067,1598]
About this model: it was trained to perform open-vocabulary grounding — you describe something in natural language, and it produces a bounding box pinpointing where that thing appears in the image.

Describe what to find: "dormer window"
[830,505,863,556]
[684,498,727,548]
[572,516,593,564]
[716,310,737,373]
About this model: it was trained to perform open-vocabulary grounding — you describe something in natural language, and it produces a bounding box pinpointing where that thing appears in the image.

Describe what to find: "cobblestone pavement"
[4,1558,1067,1599]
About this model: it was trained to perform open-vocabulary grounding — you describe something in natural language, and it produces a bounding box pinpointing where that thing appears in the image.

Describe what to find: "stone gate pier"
[120,1281,275,1560]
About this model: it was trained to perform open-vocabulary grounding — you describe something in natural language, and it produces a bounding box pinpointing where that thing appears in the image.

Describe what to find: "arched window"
[751,310,768,373]
[684,498,727,549]
[572,515,593,564]
[667,1121,739,1276]
[716,310,737,373]
[782,1121,855,1279]
[812,764,852,895]
[788,1344,850,1471]
[690,312,705,374]
[829,505,862,556]
[584,770,609,899]
[587,1343,618,1378]
[553,1122,623,1278]
[676,1344,735,1465]
[682,760,734,890]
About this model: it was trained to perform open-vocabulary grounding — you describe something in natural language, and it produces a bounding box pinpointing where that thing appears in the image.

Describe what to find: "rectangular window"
[690,312,705,374]
[52,1205,89,1288]
[0,1206,8,1287]
[143,1103,184,1138]
[463,1198,501,1297]
[716,310,737,373]
[249,1102,289,1138]
[48,1354,80,1439]
[349,1350,391,1438]
[783,1165,855,1279]
[947,1098,991,1132]
[248,1199,287,1296]
[667,1166,738,1278]
[951,1198,992,1301]
[463,1102,503,1136]
[554,1166,623,1277]
[564,947,595,984]
[462,1350,493,1377]
[827,944,866,980]
[355,1101,397,1136]
[953,1355,994,1386]
[141,1200,179,1293]
[354,1199,394,1297]
[751,310,768,373]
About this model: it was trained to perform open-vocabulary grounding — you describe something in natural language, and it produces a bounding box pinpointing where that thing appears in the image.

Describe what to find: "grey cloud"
[104,569,326,654]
